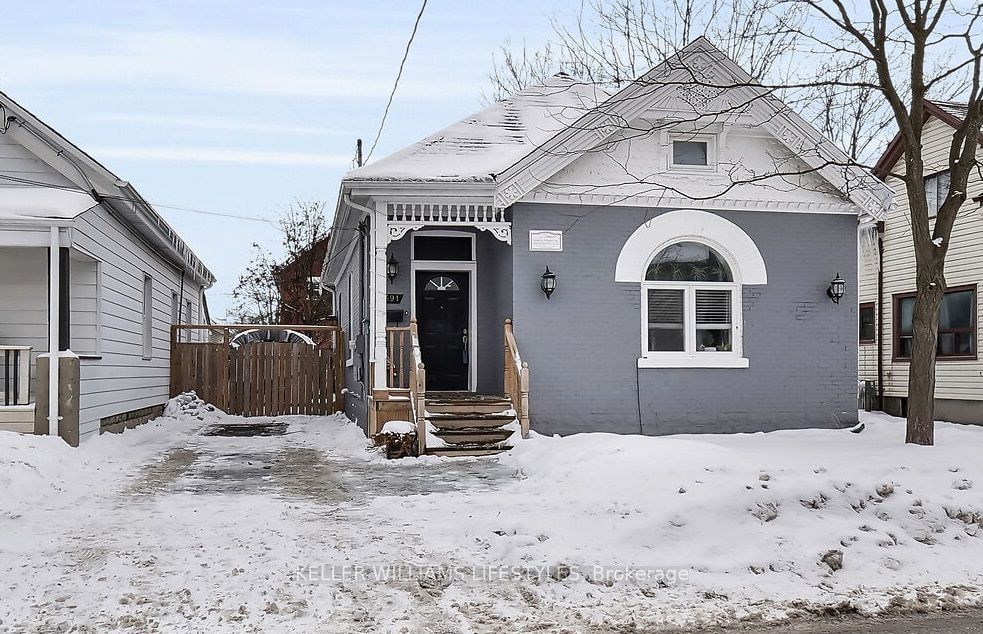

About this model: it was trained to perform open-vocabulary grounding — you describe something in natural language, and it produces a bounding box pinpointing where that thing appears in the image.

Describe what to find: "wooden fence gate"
[169,325,345,417]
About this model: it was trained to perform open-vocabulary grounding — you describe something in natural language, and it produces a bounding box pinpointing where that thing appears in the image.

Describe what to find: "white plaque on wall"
[528,230,563,252]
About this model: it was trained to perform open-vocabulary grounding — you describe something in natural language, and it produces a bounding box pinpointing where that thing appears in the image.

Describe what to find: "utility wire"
[0,171,364,233]
[364,0,428,163]
[0,172,271,224]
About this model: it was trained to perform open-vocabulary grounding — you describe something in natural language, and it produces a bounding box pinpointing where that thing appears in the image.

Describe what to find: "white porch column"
[47,226,60,436]
[371,201,390,392]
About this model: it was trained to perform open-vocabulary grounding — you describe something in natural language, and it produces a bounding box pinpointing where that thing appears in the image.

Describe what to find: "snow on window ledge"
[637,354,749,369]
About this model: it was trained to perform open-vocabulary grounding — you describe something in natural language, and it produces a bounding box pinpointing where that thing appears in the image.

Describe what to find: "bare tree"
[230,201,332,325]
[486,0,803,99]
[787,0,982,445]
[488,0,983,444]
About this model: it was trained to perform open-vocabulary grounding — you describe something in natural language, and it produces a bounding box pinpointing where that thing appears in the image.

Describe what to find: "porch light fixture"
[540,266,557,300]
[826,273,845,304]
[386,254,399,282]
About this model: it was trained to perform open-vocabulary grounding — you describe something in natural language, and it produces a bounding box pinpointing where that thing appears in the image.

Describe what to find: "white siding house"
[0,89,215,442]
[859,101,983,423]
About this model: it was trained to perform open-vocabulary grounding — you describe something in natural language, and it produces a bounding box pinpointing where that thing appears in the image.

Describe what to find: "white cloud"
[93,113,343,136]
[89,145,353,167]
[0,28,473,100]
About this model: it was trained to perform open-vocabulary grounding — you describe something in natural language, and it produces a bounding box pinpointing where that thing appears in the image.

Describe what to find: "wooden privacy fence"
[170,325,345,417]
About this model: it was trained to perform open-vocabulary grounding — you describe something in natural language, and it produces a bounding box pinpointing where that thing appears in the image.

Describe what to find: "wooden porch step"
[432,428,513,445]
[427,399,514,415]
[428,412,516,429]
[425,445,512,457]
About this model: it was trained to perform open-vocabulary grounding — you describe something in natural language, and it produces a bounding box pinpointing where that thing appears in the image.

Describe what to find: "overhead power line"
[364,0,428,163]
[0,173,273,224]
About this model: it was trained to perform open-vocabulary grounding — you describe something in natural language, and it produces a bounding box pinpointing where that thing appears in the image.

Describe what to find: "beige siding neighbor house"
[859,101,983,423]
[0,89,215,443]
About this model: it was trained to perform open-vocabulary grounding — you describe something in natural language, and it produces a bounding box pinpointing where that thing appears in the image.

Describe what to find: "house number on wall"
[387,294,403,304]
[529,230,563,252]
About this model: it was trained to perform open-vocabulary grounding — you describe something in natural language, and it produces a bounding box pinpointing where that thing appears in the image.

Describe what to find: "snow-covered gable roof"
[496,37,893,219]
[347,74,610,183]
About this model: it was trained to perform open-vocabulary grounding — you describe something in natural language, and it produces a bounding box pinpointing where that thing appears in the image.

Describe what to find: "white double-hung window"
[641,241,745,367]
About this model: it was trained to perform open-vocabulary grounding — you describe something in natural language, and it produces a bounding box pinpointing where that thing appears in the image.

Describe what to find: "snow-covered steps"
[425,393,515,456]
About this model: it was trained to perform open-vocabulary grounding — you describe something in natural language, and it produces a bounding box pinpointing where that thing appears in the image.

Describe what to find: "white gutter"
[343,192,375,216]
[47,226,60,436]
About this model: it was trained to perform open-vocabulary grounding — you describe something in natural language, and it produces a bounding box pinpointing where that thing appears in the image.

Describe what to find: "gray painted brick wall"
[512,203,859,436]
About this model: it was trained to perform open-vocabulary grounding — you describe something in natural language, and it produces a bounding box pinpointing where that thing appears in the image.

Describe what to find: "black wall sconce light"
[386,254,399,282]
[541,266,557,300]
[826,273,845,304]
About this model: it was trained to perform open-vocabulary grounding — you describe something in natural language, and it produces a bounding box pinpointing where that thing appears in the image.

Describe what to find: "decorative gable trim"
[494,37,892,220]
[518,190,859,215]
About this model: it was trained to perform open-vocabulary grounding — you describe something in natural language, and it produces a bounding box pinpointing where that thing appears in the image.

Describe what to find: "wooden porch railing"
[408,320,426,454]
[386,326,412,389]
[386,321,427,454]
[1,345,31,407]
[504,319,530,438]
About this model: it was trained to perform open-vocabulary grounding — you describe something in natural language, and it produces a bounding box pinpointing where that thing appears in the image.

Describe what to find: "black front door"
[416,271,469,391]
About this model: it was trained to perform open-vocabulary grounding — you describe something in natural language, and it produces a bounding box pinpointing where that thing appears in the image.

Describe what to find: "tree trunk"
[905,282,943,445]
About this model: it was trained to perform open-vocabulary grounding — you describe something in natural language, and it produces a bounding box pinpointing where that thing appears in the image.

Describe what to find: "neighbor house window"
[859,302,876,344]
[642,242,742,362]
[894,286,976,360]
[142,275,153,360]
[924,170,950,217]
[670,134,715,168]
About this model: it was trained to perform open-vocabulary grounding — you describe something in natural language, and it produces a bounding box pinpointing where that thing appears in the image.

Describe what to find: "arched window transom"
[425,275,460,292]
[645,242,733,282]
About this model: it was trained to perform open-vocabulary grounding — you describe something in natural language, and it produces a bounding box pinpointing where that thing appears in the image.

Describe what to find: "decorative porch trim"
[386,203,512,244]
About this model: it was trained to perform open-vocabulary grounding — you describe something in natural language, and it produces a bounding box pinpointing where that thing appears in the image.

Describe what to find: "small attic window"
[670,134,716,169]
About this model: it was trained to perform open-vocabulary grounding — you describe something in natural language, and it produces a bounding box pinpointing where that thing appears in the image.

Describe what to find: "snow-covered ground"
[2,398,983,632]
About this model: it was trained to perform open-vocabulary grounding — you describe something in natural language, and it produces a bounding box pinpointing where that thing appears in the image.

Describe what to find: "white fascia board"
[345,179,496,202]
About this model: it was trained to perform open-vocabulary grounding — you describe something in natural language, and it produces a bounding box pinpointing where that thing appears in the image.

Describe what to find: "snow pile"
[379,420,415,435]
[162,390,223,420]
[0,394,206,517]
[357,412,983,628]
[0,432,82,517]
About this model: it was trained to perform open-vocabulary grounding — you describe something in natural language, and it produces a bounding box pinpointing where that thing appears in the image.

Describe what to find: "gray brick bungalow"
[322,38,892,455]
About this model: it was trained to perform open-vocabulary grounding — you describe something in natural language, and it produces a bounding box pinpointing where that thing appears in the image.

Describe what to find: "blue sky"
[0,0,562,317]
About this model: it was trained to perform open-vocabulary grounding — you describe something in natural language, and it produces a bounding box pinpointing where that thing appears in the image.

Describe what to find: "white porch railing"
[386,203,512,244]
[1,345,31,407]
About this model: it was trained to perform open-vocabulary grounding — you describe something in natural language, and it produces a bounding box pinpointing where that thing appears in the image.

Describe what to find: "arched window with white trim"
[615,209,767,369]
[643,241,738,356]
